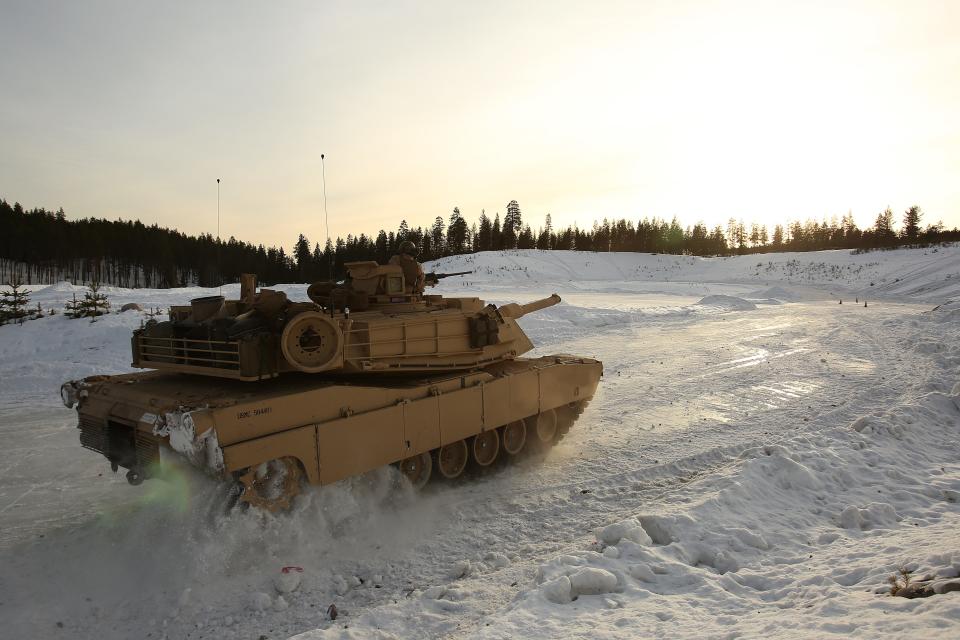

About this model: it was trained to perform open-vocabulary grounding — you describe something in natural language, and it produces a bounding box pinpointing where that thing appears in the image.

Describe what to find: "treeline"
[1,197,957,288]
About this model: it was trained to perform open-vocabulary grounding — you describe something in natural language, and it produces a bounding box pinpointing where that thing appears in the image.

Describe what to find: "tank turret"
[132,262,561,381]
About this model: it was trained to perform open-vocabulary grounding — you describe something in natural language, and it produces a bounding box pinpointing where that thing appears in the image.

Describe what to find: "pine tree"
[477,210,492,252]
[446,207,469,254]
[726,219,747,253]
[505,200,522,231]
[902,206,922,242]
[537,214,553,250]
[749,223,761,248]
[772,225,784,248]
[875,207,896,246]
[421,233,432,260]
[841,211,858,241]
[726,218,739,252]
[293,234,312,281]
[81,282,111,320]
[311,242,324,279]
[64,293,83,319]
[502,201,521,249]
[0,280,30,325]
[430,216,446,259]
[518,225,535,249]
[711,226,727,254]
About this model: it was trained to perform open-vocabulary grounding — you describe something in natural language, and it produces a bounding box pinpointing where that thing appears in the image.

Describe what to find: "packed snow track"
[0,247,958,639]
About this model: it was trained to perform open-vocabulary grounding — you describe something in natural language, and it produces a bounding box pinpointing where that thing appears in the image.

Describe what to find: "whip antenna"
[321,154,332,278]
[217,178,222,295]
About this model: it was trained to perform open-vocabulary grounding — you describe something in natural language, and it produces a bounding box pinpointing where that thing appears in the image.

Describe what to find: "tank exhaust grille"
[77,414,160,474]
[78,414,108,455]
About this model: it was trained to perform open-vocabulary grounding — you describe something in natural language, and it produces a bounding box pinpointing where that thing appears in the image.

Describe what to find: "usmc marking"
[237,406,273,420]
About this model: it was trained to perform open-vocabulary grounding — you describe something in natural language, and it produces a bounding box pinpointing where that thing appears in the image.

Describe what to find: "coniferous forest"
[1,197,957,288]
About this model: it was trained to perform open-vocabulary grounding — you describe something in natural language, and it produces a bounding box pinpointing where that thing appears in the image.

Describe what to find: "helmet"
[398,240,417,256]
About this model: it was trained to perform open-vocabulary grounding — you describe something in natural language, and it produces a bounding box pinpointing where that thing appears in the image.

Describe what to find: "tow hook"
[126,468,144,486]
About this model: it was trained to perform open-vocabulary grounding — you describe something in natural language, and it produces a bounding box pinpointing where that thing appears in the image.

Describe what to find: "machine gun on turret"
[424,270,472,287]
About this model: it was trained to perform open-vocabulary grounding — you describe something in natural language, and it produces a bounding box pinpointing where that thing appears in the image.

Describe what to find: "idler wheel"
[280,311,343,373]
[436,440,469,479]
[399,451,432,489]
[556,400,589,439]
[501,420,527,456]
[471,430,500,467]
[238,457,304,512]
[529,409,558,446]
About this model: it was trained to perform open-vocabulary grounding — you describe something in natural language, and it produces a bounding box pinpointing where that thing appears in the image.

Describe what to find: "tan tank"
[62,264,602,510]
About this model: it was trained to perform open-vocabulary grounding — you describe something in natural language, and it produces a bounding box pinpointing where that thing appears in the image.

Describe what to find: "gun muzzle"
[497,294,561,319]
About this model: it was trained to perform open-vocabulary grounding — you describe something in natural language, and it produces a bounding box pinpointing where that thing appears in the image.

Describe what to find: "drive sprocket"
[237,457,304,512]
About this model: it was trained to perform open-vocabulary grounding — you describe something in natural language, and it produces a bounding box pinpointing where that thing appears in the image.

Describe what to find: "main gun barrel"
[497,294,561,319]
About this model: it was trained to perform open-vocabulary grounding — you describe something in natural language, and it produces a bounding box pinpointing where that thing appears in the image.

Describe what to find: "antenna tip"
[217,178,220,183]
[321,154,325,160]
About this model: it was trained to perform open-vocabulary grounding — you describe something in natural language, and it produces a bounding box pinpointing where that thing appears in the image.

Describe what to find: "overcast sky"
[1,0,958,249]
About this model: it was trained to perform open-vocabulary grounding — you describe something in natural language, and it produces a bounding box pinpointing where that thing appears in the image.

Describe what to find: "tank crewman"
[389,240,426,294]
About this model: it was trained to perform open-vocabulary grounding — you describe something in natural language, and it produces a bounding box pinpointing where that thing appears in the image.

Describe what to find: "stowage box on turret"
[62,262,602,510]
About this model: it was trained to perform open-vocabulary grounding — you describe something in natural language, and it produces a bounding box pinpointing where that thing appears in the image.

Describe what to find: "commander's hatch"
[345,261,406,296]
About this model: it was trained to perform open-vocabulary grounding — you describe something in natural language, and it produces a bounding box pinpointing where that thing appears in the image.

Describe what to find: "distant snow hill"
[426,245,960,303]
[695,295,757,311]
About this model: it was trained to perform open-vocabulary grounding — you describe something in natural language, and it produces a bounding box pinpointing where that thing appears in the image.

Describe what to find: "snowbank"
[475,381,960,639]
[427,245,960,302]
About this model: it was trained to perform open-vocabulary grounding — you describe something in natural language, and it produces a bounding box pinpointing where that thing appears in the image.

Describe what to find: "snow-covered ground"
[0,246,958,639]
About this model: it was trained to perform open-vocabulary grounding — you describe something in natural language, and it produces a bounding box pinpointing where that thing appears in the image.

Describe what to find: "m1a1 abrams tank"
[61,262,602,511]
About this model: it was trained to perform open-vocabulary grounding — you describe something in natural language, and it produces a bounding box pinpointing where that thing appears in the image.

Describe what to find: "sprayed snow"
[596,518,652,546]
[274,569,303,594]
[154,409,222,472]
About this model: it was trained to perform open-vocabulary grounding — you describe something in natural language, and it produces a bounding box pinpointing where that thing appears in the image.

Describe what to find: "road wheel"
[501,420,527,455]
[531,409,558,446]
[436,440,469,479]
[471,430,500,467]
[398,451,432,489]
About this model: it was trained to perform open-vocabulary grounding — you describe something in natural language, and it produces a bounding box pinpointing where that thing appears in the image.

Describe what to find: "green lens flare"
[138,462,192,512]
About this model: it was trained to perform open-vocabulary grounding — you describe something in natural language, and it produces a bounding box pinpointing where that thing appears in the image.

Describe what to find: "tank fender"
[221,425,320,484]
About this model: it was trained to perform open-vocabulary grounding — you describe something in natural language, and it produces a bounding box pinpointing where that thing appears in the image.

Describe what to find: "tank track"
[236,400,591,511]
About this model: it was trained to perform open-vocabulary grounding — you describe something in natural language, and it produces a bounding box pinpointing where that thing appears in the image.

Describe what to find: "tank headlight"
[60,382,77,408]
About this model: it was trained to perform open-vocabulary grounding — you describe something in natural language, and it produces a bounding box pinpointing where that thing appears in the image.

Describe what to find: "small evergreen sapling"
[64,293,83,319]
[81,282,111,320]
[0,280,31,326]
